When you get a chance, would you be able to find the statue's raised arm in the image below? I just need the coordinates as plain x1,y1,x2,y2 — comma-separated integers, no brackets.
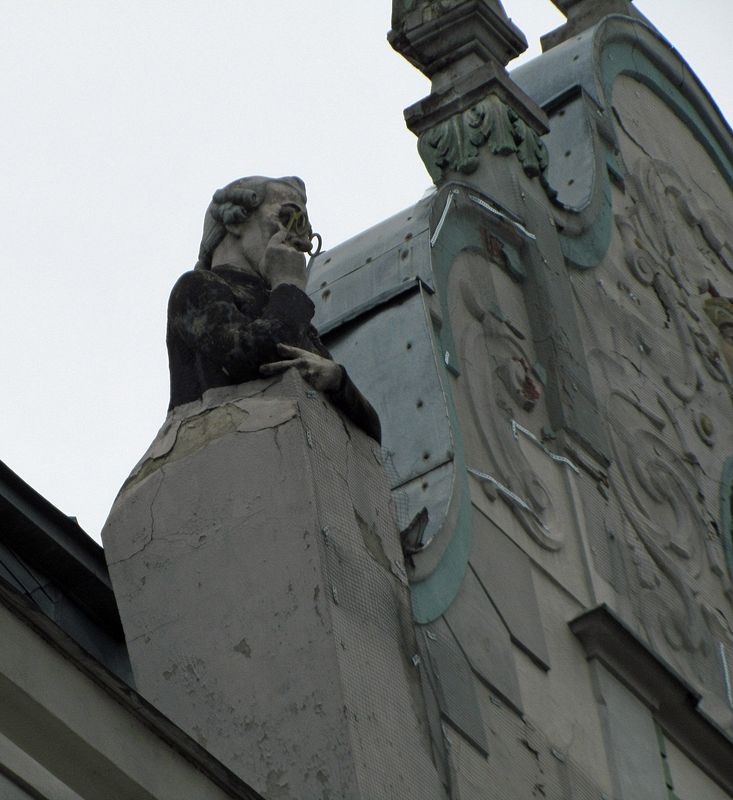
166,175,381,442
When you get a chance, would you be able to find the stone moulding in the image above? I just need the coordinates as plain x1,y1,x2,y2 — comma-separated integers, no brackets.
571,605,733,796
389,0,527,77
417,93,552,187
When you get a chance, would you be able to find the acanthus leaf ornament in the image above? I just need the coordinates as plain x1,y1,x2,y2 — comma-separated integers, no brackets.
418,94,552,190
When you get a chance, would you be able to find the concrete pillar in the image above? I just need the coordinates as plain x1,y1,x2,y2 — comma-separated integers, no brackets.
102,370,444,800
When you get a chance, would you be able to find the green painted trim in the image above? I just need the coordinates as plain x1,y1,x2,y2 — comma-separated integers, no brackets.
720,456,733,581
410,210,479,623
558,22,733,270
601,43,733,192
559,153,614,269
410,194,529,623
410,466,472,623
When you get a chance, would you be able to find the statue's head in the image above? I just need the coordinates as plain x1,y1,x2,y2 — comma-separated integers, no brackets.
195,176,310,271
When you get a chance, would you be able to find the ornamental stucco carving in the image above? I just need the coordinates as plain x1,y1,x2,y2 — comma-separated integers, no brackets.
418,95,551,187
447,247,563,551
579,155,733,703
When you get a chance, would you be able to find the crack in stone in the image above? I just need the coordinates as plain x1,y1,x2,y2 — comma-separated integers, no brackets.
108,468,165,566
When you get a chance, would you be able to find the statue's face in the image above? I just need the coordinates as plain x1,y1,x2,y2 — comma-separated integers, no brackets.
210,180,312,275
243,181,311,260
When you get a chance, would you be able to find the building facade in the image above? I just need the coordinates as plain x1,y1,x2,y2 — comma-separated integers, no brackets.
3,2,733,799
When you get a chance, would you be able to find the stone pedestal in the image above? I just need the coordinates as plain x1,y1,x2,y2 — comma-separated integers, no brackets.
102,370,443,800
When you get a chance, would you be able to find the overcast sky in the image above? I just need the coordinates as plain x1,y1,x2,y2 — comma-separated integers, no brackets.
2,1,731,542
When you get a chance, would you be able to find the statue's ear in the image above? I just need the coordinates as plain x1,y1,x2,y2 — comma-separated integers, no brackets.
224,222,243,238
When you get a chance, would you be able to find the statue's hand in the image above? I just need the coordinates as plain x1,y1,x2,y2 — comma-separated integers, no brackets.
260,229,307,290
260,344,343,392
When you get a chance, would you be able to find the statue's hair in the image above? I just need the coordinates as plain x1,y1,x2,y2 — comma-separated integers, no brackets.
195,175,307,270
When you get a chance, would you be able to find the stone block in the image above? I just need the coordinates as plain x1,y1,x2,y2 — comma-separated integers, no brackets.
103,370,444,800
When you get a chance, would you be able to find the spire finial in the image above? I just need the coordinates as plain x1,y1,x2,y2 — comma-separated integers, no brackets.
389,0,528,87
389,0,550,186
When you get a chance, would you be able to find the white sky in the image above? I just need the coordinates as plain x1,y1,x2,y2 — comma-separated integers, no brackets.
2,1,731,542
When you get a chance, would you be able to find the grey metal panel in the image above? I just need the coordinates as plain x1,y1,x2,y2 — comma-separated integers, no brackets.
421,618,488,757
392,461,454,549
511,29,600,109
307,198,434,333
325,290,454,487
309,196,432,287
542,96,596,209
470,508,550,669
444,568,523,713
310,231,434,334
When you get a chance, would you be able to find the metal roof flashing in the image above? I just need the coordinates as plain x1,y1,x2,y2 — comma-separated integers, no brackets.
306,195,435,335
0,460,123,638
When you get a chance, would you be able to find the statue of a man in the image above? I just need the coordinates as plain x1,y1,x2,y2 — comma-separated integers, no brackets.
166,176,381,441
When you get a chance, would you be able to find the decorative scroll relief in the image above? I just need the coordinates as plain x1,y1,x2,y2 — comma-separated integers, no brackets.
446,247,564,551
583,344,727,692
576,155,733,703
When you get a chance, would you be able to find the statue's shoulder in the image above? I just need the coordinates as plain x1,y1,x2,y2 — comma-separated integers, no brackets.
168,268,234,310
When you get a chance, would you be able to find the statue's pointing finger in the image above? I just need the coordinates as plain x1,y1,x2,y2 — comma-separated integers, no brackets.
260,344,344,393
